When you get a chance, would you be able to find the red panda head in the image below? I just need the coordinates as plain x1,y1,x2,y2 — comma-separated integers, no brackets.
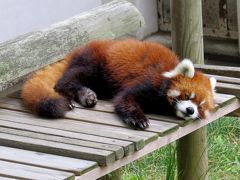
163,59,216,120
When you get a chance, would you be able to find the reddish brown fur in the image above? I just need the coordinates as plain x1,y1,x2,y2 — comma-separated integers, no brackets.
169,72,215,118
21,39,214,127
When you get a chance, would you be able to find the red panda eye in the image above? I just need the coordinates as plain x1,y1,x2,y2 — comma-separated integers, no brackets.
185,94,190,100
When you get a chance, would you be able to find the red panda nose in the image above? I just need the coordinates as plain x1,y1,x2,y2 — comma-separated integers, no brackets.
186,107,194,115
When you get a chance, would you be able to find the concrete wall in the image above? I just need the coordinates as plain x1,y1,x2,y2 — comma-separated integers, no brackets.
0,0,158,43
0,0,101,43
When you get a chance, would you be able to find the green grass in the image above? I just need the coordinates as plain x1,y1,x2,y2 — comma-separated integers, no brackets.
122,117,240,180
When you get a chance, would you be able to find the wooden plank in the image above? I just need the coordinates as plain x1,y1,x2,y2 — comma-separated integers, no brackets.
0,116,157,148
195,64,240,78
227,0,238,31
0,127,124,160
205,74,240,85
77,98,240,179
0,108,143,152
8,92,182,133
214,93,236,105
0,132,115,166
216,82,240,97
0,98,179,135
0,160,74,180
202,0,219,29
238,0,240,54
66,108,179,135
0,0,144,93
0,118,135,156
0,146,97,176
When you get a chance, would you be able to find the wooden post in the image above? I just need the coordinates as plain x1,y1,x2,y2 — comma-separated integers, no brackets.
171,0,208,180
237,0,240,54
98,169,122,180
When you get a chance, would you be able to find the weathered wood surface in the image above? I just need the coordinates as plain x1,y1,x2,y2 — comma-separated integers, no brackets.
0,146,97,176
78,98,240,179
0,0,144,93
205,74,240,85
238,0,240,53
159,0,239,40
0,160,75,180
171,0,210,179
195,64,240,78
0,93,239,179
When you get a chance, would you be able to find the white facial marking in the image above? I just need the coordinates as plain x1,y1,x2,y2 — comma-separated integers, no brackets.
190,92,195,99
162,59,195,78
175,100,199,120
200,99,206,106
210,77,217,94
167,89,181,97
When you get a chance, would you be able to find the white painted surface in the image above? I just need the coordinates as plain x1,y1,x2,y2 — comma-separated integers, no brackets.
0,0,101,43
0,0,158,43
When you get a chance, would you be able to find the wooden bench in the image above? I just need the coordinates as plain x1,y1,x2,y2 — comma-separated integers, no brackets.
0,1,239,179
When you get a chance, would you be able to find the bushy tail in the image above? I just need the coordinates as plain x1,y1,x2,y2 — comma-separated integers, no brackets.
21,58,71,118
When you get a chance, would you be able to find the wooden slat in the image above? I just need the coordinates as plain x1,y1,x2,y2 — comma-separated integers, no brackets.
0,116,158,149
0,132,115,166
7,92,186,126
0,160,74,180
194,64,240,78
216,82,240,97
67,108,179,135
214,93,236,105
0,127,124,160
238,0,240,54
78,98,240,179
0,116,135,156
0,146,97,176
205,74,240,85
0,98,179,135
227,0,238,31
8,92,190,126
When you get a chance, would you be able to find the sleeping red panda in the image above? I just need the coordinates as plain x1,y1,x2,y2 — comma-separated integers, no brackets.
21,39,216,129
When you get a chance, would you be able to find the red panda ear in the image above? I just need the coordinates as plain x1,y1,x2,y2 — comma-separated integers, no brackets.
209,77,217,94
162,59,195,78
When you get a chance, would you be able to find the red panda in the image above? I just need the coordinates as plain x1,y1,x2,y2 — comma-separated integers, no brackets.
21,39,216,129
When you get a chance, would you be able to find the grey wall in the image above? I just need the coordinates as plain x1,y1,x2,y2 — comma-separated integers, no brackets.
0,0,101,43
0,0,159,43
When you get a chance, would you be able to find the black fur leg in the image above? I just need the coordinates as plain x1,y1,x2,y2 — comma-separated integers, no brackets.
76,87,98,107
113,88,150,130
55,50,100,101
122,115,150,130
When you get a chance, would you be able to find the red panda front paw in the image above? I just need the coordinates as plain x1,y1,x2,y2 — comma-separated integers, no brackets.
123,117,149,130
77,87,98,107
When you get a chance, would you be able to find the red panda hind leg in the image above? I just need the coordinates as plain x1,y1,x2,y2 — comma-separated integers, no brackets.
54,51,99,108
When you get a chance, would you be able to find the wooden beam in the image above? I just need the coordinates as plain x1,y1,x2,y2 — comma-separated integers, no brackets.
194,64,240,78
238,0,240,54
170,0,209,179
0,0,144,93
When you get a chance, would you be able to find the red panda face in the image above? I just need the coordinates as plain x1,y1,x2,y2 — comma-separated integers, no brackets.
163,59,216,120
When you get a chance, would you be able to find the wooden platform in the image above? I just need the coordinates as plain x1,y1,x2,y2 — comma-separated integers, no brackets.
0,92,239,179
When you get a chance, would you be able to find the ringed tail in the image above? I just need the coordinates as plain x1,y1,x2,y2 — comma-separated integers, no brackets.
21,52,76,118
